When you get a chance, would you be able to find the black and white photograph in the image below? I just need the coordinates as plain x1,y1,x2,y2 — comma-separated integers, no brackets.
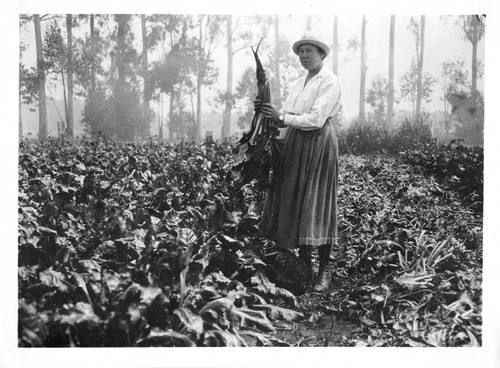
2,0,499,367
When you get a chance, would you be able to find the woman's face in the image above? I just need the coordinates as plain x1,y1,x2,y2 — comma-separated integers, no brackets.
298,44,324,72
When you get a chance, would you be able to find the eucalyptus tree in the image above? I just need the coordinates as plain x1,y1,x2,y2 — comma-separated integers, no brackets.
75,15,111,136
146,15,196,140
332,15,338,75
407,16,426,116
65,15,74,139
366,75,388,123
415,16,426,116
36,14,82,139
306,15,312,31
194,15,224,141
387,15,395,128
33,14,48,139
141,15,151,136
399,60,436,115
359,15,367,124
455,15,485,99
108,14,150,140
220,15,273,138
440,58,470,137
19,15,39,137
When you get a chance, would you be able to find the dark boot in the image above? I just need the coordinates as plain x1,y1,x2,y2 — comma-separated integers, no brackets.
298,245,313,283
313,244,332,292
313,268,331,292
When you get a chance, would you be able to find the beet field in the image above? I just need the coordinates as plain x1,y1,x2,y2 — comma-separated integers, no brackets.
18,136,483,348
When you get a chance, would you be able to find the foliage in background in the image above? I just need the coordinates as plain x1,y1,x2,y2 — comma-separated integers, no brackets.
399,60,436,114
337,115,433,155
366,75,389,123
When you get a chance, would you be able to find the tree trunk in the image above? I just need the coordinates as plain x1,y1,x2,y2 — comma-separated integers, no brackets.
158,97,163,141
196,20,203,142
415,15,425,116
471,17,478,98
359,15,367,124
116,16,126,85
169,91,175,140
387,15,395,128
274,15,282,109
34,14,48,140
87,15,96,134
222,15,233,138
19,100,23,138
141,14,150,138
90,15,96,101
61,69,68,134
306,16,312,31
332,15,338,75
443,74,447,137
66,14,74,140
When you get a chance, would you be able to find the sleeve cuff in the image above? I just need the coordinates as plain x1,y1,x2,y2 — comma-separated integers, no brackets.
283,114,295,127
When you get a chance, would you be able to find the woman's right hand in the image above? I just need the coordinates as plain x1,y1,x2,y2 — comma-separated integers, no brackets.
253,98,262,111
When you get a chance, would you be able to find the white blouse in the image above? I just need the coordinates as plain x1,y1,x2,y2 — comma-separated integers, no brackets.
280,66,341,131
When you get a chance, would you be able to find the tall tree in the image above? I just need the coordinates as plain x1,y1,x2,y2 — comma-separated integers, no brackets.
34,14,48,140
456,15,485,99
141,15,151,137
43,17,79,138
366,75,388,122
332,15,338,75
78,15,111,136
218,15,268,138
399,59,436,113
90,15,96,105
222,15,233,138
387,15,395,128
274,15,282,109
359,15,367,124
441,58,470,137
194,15,222,141
196,17,204,141
65,14,74,140
85,14,98,135
415,15,426,115
147,15,195,140
19,15,37,137
108,14,148,140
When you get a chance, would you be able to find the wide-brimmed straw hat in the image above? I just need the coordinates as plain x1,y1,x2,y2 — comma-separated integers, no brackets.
292,33,330,57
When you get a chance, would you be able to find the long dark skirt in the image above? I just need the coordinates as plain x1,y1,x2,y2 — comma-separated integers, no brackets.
260,119,339,249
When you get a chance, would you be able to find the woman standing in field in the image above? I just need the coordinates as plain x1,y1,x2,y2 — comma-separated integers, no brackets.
256,33,341,292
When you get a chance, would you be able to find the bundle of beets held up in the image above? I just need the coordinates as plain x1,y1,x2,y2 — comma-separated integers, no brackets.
231,40,283,190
